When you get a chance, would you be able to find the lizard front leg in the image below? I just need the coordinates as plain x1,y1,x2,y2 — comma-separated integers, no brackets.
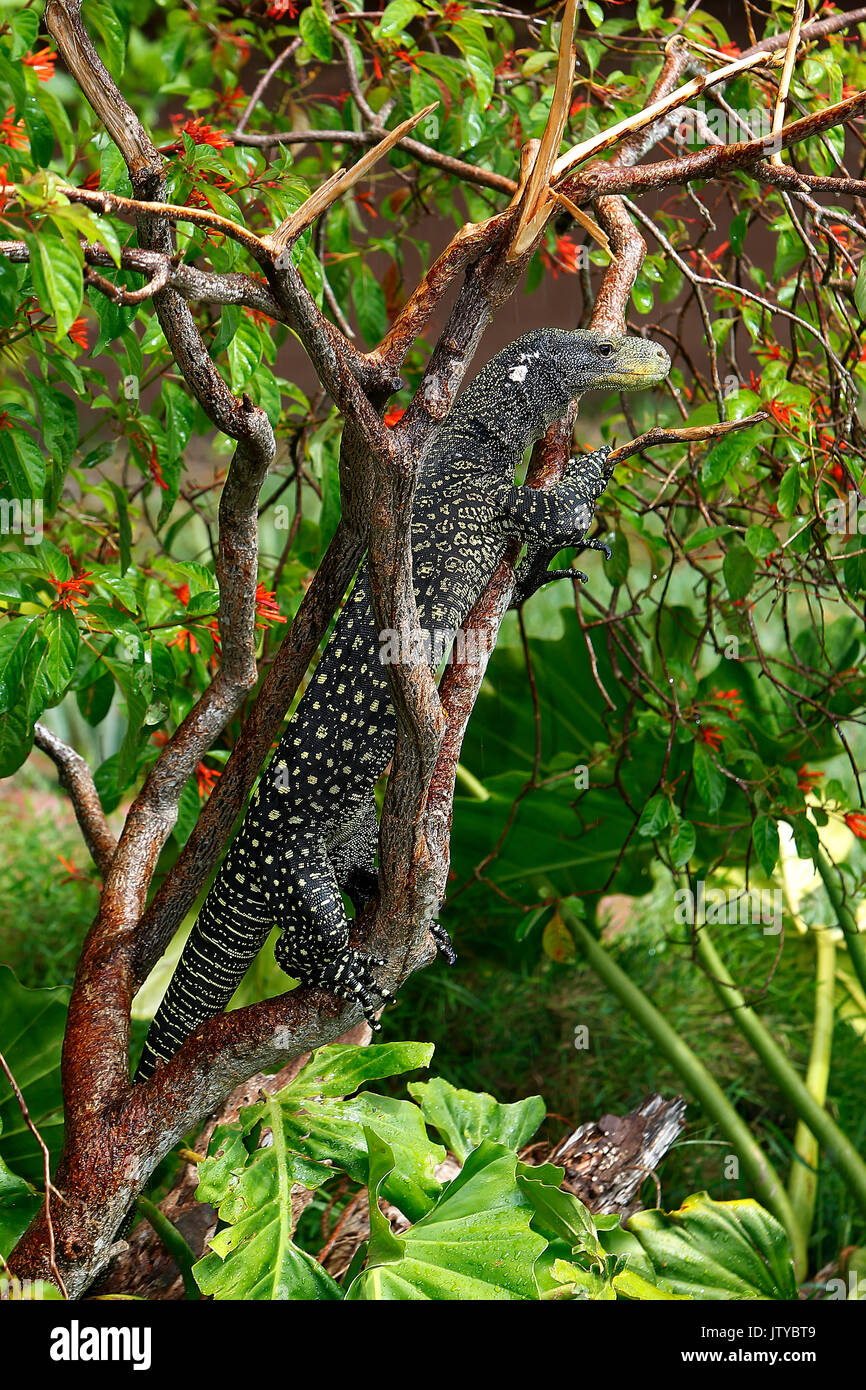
483,446,614,602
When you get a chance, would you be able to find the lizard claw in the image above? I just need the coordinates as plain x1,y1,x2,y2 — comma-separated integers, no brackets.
429,920,457,965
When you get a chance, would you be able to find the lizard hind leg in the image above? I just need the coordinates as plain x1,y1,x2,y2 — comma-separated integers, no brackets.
271,826,392,1029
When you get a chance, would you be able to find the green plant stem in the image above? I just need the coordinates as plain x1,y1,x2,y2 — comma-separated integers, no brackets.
816,847,866,1000
136,1197,200,1300
694,924,866,1223
787,924,836,1241
558,900,807,1279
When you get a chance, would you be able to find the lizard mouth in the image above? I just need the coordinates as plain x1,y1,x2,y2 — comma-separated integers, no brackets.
615,346,671,385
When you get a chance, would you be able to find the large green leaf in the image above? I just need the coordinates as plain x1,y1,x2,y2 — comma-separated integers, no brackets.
193,1108,342,1301
0,1140,40,1258
408,1077,545,1162
194,1042,441,1298
347,1135,547,1300
629,1192,797,1300
0,967,68,1184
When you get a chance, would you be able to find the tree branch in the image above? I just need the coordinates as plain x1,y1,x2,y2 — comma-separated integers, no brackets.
32,724,116,878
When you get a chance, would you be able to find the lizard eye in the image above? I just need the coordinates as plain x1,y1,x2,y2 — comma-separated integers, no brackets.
598,342,613,357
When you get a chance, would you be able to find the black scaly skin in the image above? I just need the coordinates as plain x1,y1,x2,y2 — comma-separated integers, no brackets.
136,328,670,1079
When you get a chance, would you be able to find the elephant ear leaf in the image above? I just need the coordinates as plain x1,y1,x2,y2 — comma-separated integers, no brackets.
408,1076,545,1161
628,1192,797,1300
347,1135,548,1301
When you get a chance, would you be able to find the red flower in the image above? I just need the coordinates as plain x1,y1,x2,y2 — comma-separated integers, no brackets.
541,235,582,278
0,411,13,431
709,687,744,716
768,399,800,428
0,107,28,150
67,316,89,350
699,724,725,751
255,582,287,627
58,854,90,884
148,443,168,490
171,117,232,150
797,767,823,792
844,811,866,839
718,41,741,57
267,0,298,14
172,582,191,605
207,617,221,652
569,96,589,116
442,1,465,18
22,47,57,82
195,762,222,797
393,48,419,72
47,570,94,611
384,406,405,427
353,188,378,219
168,628,199,654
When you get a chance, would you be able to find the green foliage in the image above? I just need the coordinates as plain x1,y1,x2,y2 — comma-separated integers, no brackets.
0,966,67,1185
191,1043,797,1301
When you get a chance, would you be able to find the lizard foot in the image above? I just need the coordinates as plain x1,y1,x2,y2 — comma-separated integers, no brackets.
297,948,393,1030
429,920,457,965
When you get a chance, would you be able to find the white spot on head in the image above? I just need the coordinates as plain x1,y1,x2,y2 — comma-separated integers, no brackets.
509,365,528,384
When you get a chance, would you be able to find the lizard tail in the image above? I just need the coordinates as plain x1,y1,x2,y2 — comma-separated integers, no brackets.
134,873,274,1081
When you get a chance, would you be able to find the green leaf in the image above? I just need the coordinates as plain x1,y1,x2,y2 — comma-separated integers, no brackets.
751,815,779,878
351,265,387,348
193,1100,342,1302
451,19,495,111
702,427,759,486
0,617,36,715
636,794,671,838
42,607,79,699
300,0,333,61
376,0,424,36
744,524,776,559
347,1138,547,1300
723,543,756,600
226,314,262,391
629,1192,797,1300
288,1041,434,1100
0,429,46,502
692,740,726,814
0,968,68,1184
854,257,866,319
669,819,696,868
777,466,800,520
604,529,630,587
0,1144,40,1260
26,234,84,339
408,1077,545,1163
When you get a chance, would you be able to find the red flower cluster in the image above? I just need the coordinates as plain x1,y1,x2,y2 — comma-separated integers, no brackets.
0,107,27,149
68,317,89,350
22,47,57,82
698,724,725,751
170,116,232,151
255,582,286,627
844,811,866,839
268,0,299,15
541,235,582,278
796,768,823,793
195,762,222,797
47,571,94,611
384,406,405,427
709,687,744,716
